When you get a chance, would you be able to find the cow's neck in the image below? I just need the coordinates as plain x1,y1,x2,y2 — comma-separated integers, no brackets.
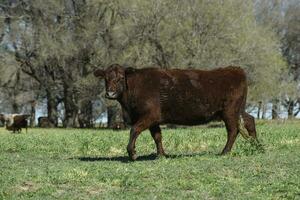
118,90,130,110
117,72,136,114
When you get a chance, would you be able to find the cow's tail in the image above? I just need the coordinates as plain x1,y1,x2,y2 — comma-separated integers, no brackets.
238,115,251,139
238,79,251,140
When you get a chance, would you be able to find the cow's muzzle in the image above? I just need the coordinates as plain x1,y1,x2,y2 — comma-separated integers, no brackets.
105,92,118,99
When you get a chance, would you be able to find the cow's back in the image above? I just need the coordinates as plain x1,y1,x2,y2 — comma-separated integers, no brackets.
158,67,247,124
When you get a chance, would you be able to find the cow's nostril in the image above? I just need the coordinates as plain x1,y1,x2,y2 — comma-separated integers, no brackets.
106,91,117,98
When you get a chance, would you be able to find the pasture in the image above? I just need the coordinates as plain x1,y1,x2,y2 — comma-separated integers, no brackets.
0,121,299,199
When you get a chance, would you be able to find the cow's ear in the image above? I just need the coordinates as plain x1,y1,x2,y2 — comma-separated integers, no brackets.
94,69,105,78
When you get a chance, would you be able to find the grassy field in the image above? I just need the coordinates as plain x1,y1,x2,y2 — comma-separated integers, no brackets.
0,121,299,199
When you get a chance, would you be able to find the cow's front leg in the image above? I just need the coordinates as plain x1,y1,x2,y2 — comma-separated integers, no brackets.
127,128,139,161
149,125,166,157
127,120,150,161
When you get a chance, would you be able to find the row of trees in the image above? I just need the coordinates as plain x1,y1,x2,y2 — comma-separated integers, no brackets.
255,0,300,119
0,0,299,128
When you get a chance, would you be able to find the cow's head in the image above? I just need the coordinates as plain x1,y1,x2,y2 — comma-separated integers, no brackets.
0,114,14,126
94,64,126,99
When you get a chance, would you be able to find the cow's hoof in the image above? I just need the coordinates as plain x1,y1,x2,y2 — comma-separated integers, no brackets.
157,152,167,158
156,154,167,160
129,154,138,161
219,151,228,156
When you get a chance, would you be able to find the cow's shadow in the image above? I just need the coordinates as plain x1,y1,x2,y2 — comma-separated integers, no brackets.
75,152,211,163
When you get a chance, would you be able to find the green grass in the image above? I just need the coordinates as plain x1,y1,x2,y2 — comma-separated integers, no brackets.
0,121,299,199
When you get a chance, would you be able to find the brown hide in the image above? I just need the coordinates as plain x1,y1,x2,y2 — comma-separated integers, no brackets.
121,67,247,125
94,64,257,160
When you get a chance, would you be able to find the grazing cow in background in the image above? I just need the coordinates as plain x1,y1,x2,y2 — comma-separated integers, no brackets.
0,114,30,133
38,116,55,128
94,64,258,160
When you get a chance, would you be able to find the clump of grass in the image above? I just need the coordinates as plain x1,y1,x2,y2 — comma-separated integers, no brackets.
79,139,91,155
233,138,265,156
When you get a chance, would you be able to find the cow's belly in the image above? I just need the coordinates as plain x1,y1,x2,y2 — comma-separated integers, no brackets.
158,74,225,125
160,102,222,125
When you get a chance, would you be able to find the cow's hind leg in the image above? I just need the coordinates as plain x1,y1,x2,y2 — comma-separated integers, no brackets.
149,125,166,157
241,112,264,152
241,112,257,140
127,119,152,161
221,110,240,155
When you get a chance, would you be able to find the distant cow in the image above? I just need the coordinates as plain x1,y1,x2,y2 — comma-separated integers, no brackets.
94,64,258,160
0,114,30,133
38,117,55,128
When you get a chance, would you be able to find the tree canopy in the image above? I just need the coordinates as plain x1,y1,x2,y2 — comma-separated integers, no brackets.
0,0,298,126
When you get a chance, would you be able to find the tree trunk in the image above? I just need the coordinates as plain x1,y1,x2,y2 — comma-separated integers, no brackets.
30,100,36,127
107,103,124,129
257,101,262,119
63,100,78,128
46,90,58,127
261,103,267,119
63,85,78,128
287,100,295,119
272,99,279,119
12,100,19,113
294,101,300,117
78,100,93,128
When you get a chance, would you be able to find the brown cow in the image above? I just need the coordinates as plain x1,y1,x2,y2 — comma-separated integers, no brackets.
94,64,257,160
38,116,55,128
0,114,30,133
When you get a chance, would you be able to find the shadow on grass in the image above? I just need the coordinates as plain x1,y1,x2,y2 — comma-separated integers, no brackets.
74,152,210,163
